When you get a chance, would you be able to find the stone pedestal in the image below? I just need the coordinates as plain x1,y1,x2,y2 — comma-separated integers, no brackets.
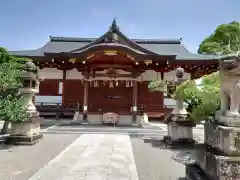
6,120,43,145
164,114,195,146
72,111,83,124
186,120,240,180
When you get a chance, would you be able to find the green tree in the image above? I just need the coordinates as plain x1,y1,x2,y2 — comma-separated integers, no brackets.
198,21,240,55
0,48,28,134
175,72,220,122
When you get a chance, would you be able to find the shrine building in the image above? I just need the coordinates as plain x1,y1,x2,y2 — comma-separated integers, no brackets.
10,19,219,124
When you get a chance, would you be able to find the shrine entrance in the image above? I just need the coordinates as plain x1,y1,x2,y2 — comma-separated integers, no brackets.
88,81,133,113
78,47,142,124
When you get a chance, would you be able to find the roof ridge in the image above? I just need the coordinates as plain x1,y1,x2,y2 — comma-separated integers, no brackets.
50,36,181,44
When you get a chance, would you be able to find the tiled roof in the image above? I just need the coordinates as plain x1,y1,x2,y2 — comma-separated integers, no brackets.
10,19,218,61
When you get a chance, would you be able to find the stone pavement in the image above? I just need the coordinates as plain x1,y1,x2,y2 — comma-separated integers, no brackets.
0,133,80,180
28,134,138,180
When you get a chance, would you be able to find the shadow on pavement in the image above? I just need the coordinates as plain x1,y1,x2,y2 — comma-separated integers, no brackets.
40,124,55,129
142,138,195,150
58,122,141,128
0,144,12,150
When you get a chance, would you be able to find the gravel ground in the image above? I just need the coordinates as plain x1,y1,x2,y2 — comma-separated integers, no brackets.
131,138,186,180
0,133,80,180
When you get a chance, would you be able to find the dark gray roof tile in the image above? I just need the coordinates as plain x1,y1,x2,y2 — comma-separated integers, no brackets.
9,19,219,60
9,38,219,60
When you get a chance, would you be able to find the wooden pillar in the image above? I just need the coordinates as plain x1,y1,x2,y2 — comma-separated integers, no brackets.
83,65,89,122
132,80,138,123
61,69,66,105
161,72,164,80
83,80,88,122
63,69,67,80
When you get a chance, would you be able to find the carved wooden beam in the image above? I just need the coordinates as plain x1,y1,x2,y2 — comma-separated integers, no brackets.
85,73,133,78
89,64,133,69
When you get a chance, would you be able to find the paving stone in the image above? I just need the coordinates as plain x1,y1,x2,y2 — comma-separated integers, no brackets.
131,138,186,180
28,134,138,180
61,174,85,180
85,173,107,180
107,174,130,180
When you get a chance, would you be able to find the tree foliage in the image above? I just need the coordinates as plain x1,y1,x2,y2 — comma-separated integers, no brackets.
175,72,220,122
0,48,28,125
148,80,166,93
198,21,240,55
148,72,221,122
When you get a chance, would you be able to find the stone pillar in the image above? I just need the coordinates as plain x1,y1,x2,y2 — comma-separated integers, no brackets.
164,67,195,146
6,62,43,145
186,55,240,180
132,80,138,124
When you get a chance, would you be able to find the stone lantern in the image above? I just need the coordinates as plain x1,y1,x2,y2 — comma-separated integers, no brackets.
164,67,195,146
6,61,43,145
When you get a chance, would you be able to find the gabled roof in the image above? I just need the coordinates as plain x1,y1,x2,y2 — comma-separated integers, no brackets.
10,19,219,61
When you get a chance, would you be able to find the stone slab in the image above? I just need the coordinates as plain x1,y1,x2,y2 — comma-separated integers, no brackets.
217,115,240,127
28,134,138,180
192,150,240,180
205,122,240,156
166,122,194,142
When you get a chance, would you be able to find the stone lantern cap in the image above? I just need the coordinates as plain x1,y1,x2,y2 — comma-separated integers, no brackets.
25,61,36,70
176,67,184,78
174,67,186,85
20,61,39,80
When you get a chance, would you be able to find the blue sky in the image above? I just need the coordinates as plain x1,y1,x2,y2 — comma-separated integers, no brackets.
0,0,239,53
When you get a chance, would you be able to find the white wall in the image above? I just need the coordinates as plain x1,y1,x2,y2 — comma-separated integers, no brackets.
39,68,63,79
66,69,84,79
138,70,161,81
40,68,192,82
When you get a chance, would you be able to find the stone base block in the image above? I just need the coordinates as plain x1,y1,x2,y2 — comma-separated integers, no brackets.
72,112,83,124
11,121,40,136
166,121,195,146
205,121,240,156
163,135,195,147
186,164,210,180
217,115,240,127
195,150,240,180
5,133,43,145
